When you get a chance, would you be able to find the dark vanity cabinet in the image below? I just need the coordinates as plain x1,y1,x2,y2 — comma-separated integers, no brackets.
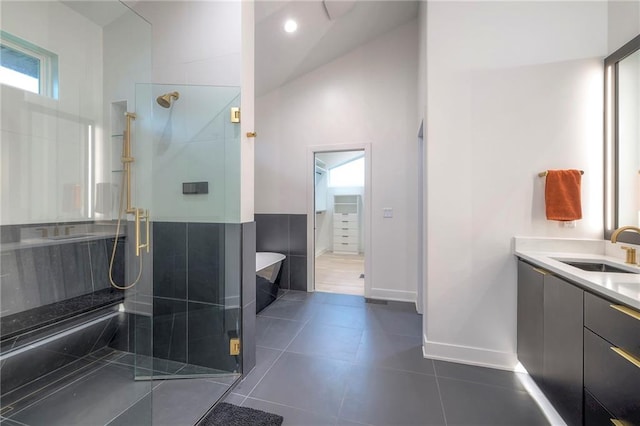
517,261,544,383
542,274,584,426
517,259,640,426
517,260,583,426
584,292,640,425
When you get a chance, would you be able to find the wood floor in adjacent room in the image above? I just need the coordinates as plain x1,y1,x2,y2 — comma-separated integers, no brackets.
314,252,364,296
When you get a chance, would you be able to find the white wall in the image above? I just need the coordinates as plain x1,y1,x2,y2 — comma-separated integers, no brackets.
0,1,104,225
424,1,607,369
130,0,253,223
417,1,427,127
607,1,640,54
102,9,152,219
131,1,241,87
241,0,255,223
255,19,419,302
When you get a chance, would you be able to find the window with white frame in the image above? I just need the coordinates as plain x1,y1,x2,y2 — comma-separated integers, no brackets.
0,31,58,98
328,156,365,187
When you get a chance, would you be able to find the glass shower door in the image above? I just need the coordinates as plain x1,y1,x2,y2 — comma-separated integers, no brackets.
132,83,243,388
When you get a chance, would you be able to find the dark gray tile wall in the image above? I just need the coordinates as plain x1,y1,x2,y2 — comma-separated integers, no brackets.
0,238,125,318
242,221,256,375
151,222,244,373
0,225,20,244
255,214,307,291
153,298,187,363
188,224,225,305
153,222,187,300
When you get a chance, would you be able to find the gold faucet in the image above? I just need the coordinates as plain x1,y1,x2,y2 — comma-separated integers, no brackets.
611,226,640,243
611,226,640,264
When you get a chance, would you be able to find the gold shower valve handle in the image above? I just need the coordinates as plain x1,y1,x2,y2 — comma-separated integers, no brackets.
135,208,151,257
145,209,150,254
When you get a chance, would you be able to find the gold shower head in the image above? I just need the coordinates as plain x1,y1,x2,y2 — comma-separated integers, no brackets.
156,91,180,108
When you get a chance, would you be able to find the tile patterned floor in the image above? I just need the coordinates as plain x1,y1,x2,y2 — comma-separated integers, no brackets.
1,348,239,426
223,290,550,426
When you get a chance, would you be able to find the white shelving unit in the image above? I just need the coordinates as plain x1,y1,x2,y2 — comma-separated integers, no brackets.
333,194,359,254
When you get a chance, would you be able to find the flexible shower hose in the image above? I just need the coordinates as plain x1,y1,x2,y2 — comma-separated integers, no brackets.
108,170,143,290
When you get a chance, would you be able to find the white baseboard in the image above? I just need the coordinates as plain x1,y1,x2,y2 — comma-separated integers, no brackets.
422,336,518,371
367,288,416,304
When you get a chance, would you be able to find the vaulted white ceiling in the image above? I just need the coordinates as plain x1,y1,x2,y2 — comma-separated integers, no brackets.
63,0,418,96
255,0,419,96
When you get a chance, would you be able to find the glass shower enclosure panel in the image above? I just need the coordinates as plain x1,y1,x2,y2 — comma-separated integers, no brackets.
0,1,154,425
133,83,242,386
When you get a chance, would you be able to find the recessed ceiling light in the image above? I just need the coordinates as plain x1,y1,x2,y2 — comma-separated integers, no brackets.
284,19,298,33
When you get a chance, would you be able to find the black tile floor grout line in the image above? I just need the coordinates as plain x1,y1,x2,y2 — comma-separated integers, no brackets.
245,299,429,423
335,321,366,424
230,292,549,425
1,416,29,426
1,357,89,406
231,306,316,408
103,391,152,426
254,314,306,323
2,349,127,412
238,309,313,403
433,372,449,426
239,395,341,424
5,352,117,419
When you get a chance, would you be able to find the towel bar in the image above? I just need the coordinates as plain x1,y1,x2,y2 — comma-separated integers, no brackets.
538,170,584,177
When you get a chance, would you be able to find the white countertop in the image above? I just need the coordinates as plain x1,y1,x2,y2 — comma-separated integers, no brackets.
514,237,640,310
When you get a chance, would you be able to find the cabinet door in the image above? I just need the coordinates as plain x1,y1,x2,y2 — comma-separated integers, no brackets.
584,328,640,424
584,389,616,426
543,275,584,426
517,261,544,384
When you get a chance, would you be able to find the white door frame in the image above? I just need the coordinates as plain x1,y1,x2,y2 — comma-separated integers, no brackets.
306,143,372,297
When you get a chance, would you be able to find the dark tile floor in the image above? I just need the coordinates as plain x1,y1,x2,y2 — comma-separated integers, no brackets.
1,348,239,426
222,290,551,426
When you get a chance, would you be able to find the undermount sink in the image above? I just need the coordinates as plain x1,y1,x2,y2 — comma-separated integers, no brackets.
555,259,639,274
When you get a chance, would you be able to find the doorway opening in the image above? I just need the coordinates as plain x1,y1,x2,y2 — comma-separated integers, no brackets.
313,150,366,296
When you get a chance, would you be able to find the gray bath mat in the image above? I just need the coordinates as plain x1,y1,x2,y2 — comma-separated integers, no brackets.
200,402,283,426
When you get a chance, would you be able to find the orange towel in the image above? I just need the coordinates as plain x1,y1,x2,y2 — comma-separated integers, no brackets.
544,170,582,221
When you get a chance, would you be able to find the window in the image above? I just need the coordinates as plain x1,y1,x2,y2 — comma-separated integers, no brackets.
0,31,58,98
329,156,365,187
